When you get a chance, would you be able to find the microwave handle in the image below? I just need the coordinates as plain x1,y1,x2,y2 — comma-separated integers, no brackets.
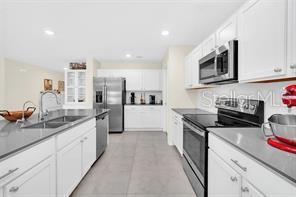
214,55,218,76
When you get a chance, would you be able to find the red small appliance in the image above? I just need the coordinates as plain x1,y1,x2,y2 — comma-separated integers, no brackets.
262,84,296,154
282,84,296,108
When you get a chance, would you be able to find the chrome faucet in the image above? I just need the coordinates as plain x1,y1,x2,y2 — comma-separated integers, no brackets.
16,100,36,125
39,91,60,121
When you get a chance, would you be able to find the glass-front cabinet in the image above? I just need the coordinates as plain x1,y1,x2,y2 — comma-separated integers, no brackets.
65,70,86,104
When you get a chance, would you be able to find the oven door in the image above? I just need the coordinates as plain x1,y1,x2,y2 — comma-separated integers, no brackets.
183,119,206,194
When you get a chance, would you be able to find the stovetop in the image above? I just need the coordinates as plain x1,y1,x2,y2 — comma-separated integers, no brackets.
183,114,259,130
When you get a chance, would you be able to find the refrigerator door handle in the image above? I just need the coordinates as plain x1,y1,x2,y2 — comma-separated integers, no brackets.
104,85,107,109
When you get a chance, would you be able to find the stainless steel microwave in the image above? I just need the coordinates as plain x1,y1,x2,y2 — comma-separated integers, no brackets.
199,40,238,84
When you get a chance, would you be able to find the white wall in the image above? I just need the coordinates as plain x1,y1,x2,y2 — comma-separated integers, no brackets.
194,82,296,121
166,46,197,109
163,46,197,144
2,58,64,110
85,58,101,108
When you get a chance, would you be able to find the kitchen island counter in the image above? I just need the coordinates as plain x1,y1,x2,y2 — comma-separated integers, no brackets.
0,109,109,161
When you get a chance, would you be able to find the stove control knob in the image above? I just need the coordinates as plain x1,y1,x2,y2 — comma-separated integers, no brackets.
250,105,256,110
244,104,249,109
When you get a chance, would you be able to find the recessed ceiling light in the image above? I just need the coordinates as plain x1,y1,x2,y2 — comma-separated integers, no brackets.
161,30,170,36
44,29,55,36
125,54,132,58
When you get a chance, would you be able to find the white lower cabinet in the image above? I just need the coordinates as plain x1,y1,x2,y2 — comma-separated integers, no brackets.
57,126,96,197
2,157,55,197
57,139,83,197
171,111,183,155
82,128,96,176
0,119,97,197
208,133,296,197
124,106,162,131
241,179,265,197
208,149,242,197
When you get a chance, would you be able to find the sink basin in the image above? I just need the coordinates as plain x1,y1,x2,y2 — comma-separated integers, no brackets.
21,116,86,129
22,122,68,129
48,116,86,123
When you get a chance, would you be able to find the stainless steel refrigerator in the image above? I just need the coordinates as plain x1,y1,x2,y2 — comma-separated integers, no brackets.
93,77,126,133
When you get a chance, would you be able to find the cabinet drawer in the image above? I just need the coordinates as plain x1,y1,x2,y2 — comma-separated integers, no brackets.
0,138,55,185
209,133,296,195
56,118,95,150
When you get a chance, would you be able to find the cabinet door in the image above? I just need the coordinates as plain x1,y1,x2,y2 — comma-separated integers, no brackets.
142,107,162,129
216,15,238,46
3,157,55,197
191,46,202,86
97,69,111,77
176,118,183,155
57,139,82,197
142,70,161,91
208,149,242,197
77,71,86,103
124,107,142,129
184,56,192,88
82,128,96,176
241,180,265,197
202,34,216,56
287,0,296,76
124,70,142,91
239,0,287,81
171,115,178,145
66,71,76,103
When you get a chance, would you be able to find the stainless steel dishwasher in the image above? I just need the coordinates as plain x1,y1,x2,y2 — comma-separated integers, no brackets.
96,112,108,159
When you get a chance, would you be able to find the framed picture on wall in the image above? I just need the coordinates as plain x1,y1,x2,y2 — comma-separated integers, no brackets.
44,79,53,91
58,81,65,92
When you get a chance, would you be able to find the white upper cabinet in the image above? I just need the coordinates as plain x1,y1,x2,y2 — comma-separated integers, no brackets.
287,0,296,76
184,46,203,89
123,70,142,91
191,46,203,86
96,69,162,91
184,56,193,88
202,34,216,56
208,149,242,197
216,15,238,46
238,0,287,81
142,70,161,91
65,70,87,104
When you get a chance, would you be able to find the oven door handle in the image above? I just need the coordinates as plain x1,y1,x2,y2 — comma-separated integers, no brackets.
183,120,205,137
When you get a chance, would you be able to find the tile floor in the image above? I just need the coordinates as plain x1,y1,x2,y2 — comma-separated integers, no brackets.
71,131,196,197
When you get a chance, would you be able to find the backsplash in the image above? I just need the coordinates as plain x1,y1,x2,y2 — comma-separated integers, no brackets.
195,81,296,121
126,91,162,104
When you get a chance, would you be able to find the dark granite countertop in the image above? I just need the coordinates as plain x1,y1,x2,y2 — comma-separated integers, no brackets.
172,108,214,116
0,109,109,161
208,127,296,185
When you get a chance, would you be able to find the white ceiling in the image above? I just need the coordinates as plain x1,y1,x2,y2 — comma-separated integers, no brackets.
1,0,246,71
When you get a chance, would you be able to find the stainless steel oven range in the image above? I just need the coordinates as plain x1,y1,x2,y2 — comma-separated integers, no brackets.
182,97,264,197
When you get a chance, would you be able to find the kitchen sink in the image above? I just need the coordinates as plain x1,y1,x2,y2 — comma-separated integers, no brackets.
22,122,68,129
48,115,86,123
22,116,86,129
